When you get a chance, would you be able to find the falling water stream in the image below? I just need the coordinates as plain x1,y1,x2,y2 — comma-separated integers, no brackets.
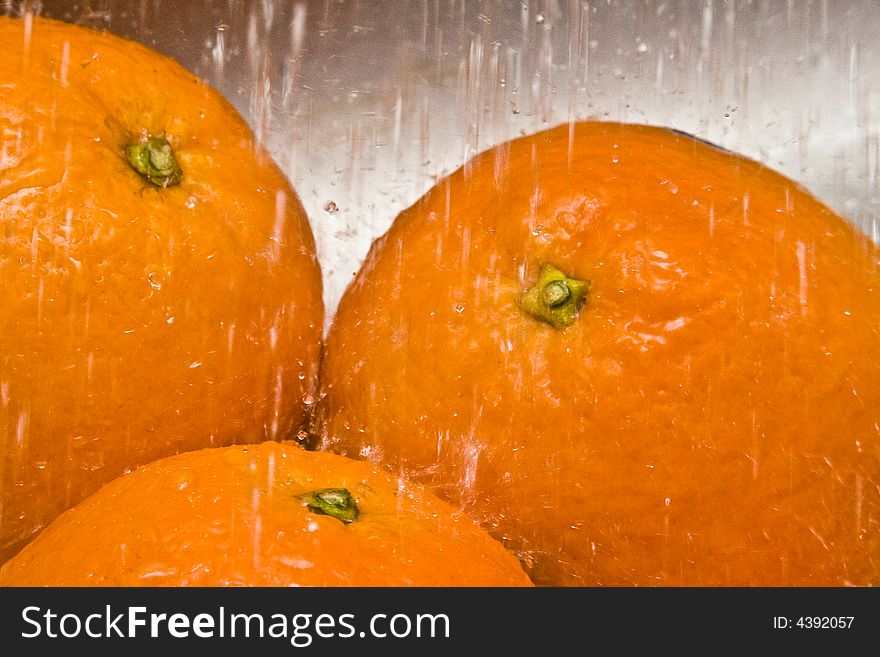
2,0,879,588
14,0,879,322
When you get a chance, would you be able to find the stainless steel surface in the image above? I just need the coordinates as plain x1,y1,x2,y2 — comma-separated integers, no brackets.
10,0,880,323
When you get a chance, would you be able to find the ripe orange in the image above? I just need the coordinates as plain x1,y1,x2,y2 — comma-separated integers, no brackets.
0,17,323,562
312,121,880,586
0,440,533,586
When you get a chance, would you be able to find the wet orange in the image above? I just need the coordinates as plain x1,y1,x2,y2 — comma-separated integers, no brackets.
312,122,880,586
0,17,323,562
0,440,533,586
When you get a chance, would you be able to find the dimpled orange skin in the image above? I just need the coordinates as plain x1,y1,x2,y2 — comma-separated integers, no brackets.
312,121,880,586
0,441,533,586
0,17,323,562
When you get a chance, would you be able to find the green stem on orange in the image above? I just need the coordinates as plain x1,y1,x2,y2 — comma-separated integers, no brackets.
298,488,359,524
518,264,590,330
125,136,182,187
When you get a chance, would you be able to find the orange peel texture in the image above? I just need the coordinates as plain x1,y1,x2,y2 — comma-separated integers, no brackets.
0,441,533,587
0,17,323,562
312,121,880,586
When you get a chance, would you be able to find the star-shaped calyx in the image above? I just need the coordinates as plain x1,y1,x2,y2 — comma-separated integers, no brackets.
518,263,590,330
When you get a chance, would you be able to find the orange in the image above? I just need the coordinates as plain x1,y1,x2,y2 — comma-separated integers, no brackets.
0,440,533,586
311,121,880,586
0,17,323,562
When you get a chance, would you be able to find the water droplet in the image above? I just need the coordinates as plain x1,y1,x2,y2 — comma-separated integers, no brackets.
454,303,466,314
323,200,339,213
637,42,648,53
535,14,545,25
185,196,197,209
212,23,227,74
